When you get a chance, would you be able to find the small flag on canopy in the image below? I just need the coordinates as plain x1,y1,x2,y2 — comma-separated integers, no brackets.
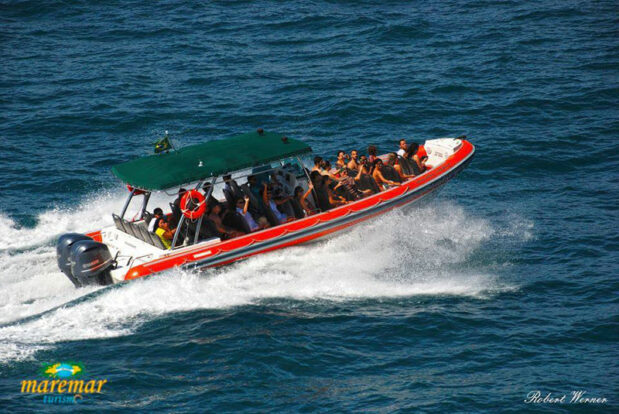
154,131,173,154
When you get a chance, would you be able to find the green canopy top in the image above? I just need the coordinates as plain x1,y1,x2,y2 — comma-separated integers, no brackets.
111,130,312,191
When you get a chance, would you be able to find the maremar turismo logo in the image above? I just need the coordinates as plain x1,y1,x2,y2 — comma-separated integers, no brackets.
20,362,108,404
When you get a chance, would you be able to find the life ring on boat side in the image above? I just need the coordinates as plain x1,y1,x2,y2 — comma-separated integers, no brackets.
180,190,206,220
127,185,146,195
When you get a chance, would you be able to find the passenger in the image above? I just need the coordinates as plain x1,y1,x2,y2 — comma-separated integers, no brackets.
310,170,332,212
324,176,348,206
208,203,245,239
236,196,269,232
387,153,413,182
347,150,360,172
262,183,294,225
335,150,348,169
403,143,425,174
171,188,187,226
416,143,429,170
240,175,264,216
202,182,222,211
368,145,378,163
246,175,263,201
396,139,408,157
186,217,218,242
155,218,176,250
337,168,370,201
222,174,244,208
355,158,380,194
293,185,316,217
320,160,340,181
148,207,164,233
372,159,401,191
311,156,323,173
380,153,403,183
269,171,287,196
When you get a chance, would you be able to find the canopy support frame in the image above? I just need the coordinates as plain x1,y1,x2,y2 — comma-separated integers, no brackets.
120,188,136,219
194,176,217,245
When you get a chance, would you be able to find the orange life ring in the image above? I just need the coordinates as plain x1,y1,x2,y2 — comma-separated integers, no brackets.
180,190,206,220
127,185,146,195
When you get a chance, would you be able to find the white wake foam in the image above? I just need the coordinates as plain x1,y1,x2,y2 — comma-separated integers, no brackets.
0,190,519,364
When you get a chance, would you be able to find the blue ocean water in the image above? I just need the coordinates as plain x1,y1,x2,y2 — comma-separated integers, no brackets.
1,0,617,412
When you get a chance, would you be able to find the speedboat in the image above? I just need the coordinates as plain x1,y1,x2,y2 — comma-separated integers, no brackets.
56,130,474,287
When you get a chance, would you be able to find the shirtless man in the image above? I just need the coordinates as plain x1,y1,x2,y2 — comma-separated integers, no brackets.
311,156,323,173
372,159,401,191
347,150,359,171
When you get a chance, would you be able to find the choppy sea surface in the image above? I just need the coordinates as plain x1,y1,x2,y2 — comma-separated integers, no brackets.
1,0,617,412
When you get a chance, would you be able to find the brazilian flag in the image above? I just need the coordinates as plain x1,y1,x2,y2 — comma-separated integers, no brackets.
154,132,173,154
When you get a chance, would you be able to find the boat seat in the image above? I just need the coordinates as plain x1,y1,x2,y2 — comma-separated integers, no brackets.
124,220,140,239
149,231,167,250
136,222,155,246
142,211,153,225
112,214,126,233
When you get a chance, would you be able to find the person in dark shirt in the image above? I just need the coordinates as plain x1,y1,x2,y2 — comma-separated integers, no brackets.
310,170,332,212
171,188,187,226
222,174,243,208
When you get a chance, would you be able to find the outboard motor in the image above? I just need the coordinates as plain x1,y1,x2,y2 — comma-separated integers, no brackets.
57,233,93,287
69,240,115,287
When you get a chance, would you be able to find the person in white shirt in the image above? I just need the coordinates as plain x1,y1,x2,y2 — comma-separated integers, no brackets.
236,197,268,232
396,139,408,157
148,208,164,233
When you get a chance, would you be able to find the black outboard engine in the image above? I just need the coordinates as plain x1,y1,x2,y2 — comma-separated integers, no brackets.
57,233,93,287
69,240,115,287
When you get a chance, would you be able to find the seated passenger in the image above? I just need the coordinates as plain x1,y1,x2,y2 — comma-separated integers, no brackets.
222,174,244,207
335,150,348,169
310,170,332,212
171,188,187,226
269,171,288,196
293,185,316,217
324,176,348,206
368,145,378,163
381,154,403,183
355,157,380,194
416,143,429,170
372,159,401,191
186,216,219,242
208,204,245,239
155,218,176,249
236,196,269,232
403,143,425,174
311,156,323,173
336,168,370,201
148,207,164,233
387,153,413,182
396,139,408,157
202,182,222,211
262,183,294,225
320,160,340,180
240,175,264,217
246,175,263,200
347,150,360,172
